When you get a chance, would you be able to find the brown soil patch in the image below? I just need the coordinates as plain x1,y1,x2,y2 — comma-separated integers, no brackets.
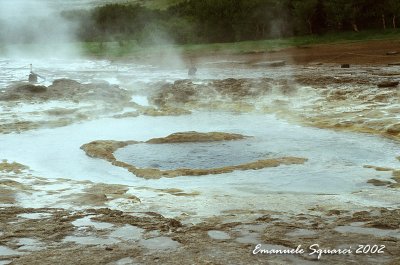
286,40,400,65
186,39,400,66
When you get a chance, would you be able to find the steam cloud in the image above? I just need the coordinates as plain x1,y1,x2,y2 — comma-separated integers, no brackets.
0,0,79,58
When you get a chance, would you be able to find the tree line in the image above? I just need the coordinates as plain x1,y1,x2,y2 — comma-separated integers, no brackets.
63,0,400,45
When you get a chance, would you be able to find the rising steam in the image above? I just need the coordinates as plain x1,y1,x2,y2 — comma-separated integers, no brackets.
0,0,80,58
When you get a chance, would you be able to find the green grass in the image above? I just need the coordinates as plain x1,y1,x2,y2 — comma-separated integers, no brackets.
28,29,400,59
178,29,400,55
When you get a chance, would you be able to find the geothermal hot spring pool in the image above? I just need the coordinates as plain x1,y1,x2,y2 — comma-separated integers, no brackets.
114,139,273,170
0,58,399,219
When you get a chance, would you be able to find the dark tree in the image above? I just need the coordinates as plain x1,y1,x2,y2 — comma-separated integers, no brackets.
311,0,328,34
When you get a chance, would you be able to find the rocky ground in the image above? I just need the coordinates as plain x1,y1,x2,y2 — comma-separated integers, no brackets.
146,65,400,142
1,40,400,264
0,160,399,265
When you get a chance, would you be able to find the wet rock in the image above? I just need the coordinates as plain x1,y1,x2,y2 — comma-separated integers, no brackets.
0,188,16,204
367,179,393,186
112,111,140,119
87,208,123,216
20,84,47,93
80,140,137,161
253,60,286,67
295,75,370,86
156,188,200,197
327,210,342,216
0,160,29,174
341,64,350,68
386,51,399,55
0,78,131,104
146,131,246,144
327,89,352,101
256,215,277,222
140,107,191,116
392,171,400,186
45,108,79,116
89,209,182,231
212,78,272,99
0,179,32,191
50,78,81,88
149,78,274,108
351,211,371,222
363,165,393,171
0,83,47,100
385,123,400,135
365,209,400,229
151,80,197,107
68,193,109,206
84,183,129,196
377,81,399,88
0,207,76,242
